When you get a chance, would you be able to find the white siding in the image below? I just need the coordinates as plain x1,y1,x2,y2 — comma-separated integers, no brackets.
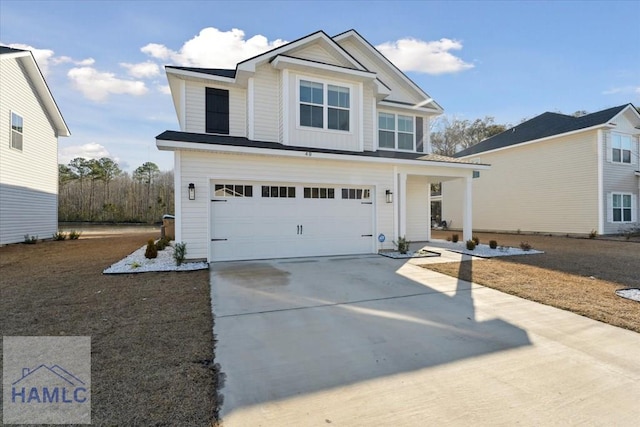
362,85,374,151
289,43,353,67
184,81,246,137
178,151,397,259
443,132,600,234
252,64,280,142
406,175,430,240
0,57,58,244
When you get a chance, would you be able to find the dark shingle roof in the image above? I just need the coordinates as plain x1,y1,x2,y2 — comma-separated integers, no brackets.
166,66,236,78
0,46,27,55
454,104,633,157
156,130,484,165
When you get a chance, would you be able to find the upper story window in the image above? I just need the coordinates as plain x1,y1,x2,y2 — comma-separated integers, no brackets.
206,88,229,135
378,112,414,151
611,133,632,164
11,112,23,151
299,80,350,131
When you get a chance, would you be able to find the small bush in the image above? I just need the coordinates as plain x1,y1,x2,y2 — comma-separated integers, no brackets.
489,240,498,249
393,235,410,254
23,234,38,244
130,261,141,269
446,236,452,242
145,239,158,259
155,237,171,251
68,230,82,240
466,239,476,250
451,233,459,243
174,242,187,266
520,241,532,251
588,229,597,239
53,231,67,241
472,236,480,245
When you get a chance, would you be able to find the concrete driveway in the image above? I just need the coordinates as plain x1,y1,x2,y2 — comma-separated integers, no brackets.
210,255,640,426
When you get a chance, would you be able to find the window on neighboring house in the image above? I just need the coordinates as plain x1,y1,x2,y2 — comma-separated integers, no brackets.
299,80,350,131
612,193,632,222
611,133,632,164
378,112,414,151
206,88,230,134
11,112,23,151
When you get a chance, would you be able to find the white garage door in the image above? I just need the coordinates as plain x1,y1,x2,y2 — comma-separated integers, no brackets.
210,182,374,261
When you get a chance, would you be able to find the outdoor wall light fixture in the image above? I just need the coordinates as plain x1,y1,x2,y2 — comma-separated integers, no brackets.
188,183,195,200
385,189,393,204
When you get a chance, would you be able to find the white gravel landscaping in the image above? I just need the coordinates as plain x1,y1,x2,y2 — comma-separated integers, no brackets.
103,242,209,274
419,239,544,258
615,289,640,302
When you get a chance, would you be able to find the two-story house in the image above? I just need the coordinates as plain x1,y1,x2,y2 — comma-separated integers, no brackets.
442,104,640,235
0,46,70,245
156,30,488,262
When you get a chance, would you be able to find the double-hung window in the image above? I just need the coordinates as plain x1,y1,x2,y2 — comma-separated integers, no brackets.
11,112,23,151
611,133,632,164
299,80,350,131
378,112,414,150
612,193,632,222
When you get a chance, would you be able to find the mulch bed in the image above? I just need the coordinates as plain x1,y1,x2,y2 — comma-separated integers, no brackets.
0,233,219,425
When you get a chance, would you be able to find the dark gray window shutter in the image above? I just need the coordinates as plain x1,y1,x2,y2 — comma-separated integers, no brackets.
416,117,424,152
206,88,230,134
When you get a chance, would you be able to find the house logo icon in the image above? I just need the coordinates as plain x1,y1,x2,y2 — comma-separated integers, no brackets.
11,364,89,404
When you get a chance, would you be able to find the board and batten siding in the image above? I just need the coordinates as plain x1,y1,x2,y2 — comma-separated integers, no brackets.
602,127,640,234
184,81,246,137
443,131,600,234
0,57,58,244
178,151,397,259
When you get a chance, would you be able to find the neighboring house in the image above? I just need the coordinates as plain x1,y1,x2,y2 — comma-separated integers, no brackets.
442,104,640,235
0,46,70,245
156,29,487,262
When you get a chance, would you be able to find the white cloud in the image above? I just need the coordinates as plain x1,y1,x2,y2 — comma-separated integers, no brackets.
59,142,115,164
376,37,474,75
120,61,160,78
53,56,95,66
141,27,287,68
157,84,171,95
67,67,148,102
6,43,55,75
602,86,640,96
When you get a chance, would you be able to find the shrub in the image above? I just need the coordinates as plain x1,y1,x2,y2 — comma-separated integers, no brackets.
472,236,480,245
145,239,158,259
68,230,82,240
466,239,476,250
53,231,67,241
451,233,459,243
589,229,597,239
174,242,187,266
393,236,410,254
23,234,38,244
489,240,498,249
520,241,532,251
155,237,171,251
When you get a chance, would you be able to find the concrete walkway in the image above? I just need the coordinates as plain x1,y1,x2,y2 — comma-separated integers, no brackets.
210,255,640,426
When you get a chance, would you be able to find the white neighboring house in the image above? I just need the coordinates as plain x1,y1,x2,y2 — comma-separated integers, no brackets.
443,104,640,235
156,29,488,262
0,46,70,244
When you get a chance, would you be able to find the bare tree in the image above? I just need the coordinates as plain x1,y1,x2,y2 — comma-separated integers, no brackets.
431,116,507,156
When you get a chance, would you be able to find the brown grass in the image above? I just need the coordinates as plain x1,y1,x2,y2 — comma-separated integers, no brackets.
0,233,218,425
425,231,640,333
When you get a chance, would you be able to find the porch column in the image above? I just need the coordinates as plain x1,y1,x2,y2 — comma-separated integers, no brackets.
426,180,432,241
399,172,407,238
462,176,472,241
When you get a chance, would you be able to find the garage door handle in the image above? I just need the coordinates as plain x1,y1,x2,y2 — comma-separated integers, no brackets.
211,238,228,241
300,225,303,234
361,201,373,205
361,234,373,237
211,199,228,202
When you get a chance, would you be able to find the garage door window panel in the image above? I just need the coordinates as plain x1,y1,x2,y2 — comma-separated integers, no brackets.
304,187,335,199
262,186,296,198
215,184,253,197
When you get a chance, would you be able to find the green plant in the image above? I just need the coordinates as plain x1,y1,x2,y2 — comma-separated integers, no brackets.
472,236,480,245
155,236,171,251
68,230,82,240
589,229,597,239
130,261,142,268
520,241,532,251
393,236,410,254
145,239,158,259
446,236,452,242
23,234,38,244
516,229,521,235
53,231,67,241
489,240,498,249
466,239,476,250
451,233,459,243
174,242,187,266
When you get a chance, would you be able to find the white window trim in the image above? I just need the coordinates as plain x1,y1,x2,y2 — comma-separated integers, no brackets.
10,110,24,152
609,191,637,223
295,76,353,135
610,132,633,165
377,111,416,152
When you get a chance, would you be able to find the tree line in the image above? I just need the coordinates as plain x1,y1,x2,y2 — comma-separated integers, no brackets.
58,158,174,224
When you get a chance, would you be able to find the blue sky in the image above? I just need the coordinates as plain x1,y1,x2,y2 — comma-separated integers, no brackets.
2,0,638,171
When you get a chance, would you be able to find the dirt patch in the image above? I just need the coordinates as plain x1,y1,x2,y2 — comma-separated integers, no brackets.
0,233,219,425
425,231,640,333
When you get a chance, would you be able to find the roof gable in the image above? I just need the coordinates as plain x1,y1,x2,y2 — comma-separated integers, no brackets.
454,104,634,157
1,46,70,137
